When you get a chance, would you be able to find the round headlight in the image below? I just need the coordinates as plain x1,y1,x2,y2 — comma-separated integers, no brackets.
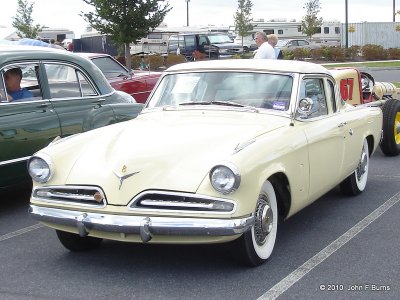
210,164,241,195
28,156,52,183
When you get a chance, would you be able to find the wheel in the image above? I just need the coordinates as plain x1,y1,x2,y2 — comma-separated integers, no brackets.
234,180,278,267
56,230,103,251
340,139,369,196
380,98,400,156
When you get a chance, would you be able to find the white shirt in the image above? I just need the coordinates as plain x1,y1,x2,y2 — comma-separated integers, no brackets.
253,42,276,59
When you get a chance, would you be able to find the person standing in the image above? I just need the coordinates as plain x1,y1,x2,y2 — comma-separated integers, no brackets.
253,31,275,59
267,34,283,59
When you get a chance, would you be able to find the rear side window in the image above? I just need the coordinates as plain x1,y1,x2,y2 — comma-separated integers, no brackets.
44,63,97,98
184,35,196,47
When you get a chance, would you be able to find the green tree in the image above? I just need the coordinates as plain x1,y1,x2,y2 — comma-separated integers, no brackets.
234,0,253,51
12,0,43,39
301,0,323,40
81,0,171,70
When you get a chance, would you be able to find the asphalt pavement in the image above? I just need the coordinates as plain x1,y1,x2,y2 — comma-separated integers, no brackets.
0,146,399,300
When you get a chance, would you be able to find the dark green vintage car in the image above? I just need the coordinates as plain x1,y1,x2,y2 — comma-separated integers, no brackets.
0,45,144,190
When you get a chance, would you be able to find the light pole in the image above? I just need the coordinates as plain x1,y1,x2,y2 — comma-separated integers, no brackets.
345,0,348,49
393,0,396,22
186,0,190,27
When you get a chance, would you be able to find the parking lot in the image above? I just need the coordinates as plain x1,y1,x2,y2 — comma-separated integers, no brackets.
0,147,399,300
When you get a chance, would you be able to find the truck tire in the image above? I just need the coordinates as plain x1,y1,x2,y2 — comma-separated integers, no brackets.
380,98,400,156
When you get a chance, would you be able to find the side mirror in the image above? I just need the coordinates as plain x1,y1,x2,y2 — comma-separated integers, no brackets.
297,97,314,118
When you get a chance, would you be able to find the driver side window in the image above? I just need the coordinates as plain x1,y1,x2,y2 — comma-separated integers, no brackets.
0,63,42,103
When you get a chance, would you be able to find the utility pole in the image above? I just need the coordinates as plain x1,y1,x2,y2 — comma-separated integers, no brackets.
394,0,396,22
345,0,348,48
186,0,190,26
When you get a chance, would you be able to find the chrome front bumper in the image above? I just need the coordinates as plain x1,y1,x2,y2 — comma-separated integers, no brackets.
29,205,254,242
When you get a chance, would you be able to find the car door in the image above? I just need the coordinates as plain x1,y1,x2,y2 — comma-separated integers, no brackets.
296,77,347,201
42,62,115,136
0,62,61,188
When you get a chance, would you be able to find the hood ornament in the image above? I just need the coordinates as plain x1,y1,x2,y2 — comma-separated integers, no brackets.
114,165,140,190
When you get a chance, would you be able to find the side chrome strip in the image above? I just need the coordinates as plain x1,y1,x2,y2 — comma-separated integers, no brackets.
0,156,30,166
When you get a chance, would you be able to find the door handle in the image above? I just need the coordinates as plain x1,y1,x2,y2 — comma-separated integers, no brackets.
36,102,50,112
92,98,106,107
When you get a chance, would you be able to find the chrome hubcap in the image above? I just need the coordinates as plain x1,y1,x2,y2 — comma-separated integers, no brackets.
357,149,368,180
254,195,273,246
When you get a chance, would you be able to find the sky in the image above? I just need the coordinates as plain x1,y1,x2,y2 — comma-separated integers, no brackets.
0,0,398,38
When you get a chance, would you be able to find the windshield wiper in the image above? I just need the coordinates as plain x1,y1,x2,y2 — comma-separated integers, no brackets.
178,100,258,111
209,101,246,107
179,101,211,106
179,101,246,107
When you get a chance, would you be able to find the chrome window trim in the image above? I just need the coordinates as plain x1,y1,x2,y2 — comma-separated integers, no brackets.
42,60,100,97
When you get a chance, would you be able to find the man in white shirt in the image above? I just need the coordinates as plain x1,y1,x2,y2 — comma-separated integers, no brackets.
253,31,276,59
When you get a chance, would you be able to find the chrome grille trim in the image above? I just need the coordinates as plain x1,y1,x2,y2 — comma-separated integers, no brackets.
129,190,236,214
32,185,107,208
140,200,215,209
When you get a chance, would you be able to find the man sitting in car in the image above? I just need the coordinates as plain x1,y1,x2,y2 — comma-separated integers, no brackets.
4,67,33,101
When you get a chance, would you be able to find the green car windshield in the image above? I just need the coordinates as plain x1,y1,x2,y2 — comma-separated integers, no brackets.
148,72,293,111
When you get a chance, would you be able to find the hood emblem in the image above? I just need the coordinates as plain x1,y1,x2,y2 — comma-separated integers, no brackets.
114,165,140,190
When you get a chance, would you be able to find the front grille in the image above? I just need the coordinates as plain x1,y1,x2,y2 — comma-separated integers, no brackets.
129,191,235,214
32,186,107,207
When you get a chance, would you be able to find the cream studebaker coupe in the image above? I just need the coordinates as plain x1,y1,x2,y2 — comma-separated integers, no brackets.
29,59,389,266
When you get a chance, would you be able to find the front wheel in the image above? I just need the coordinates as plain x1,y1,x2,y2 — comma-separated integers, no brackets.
56,230,103,251
340,139,370,196
234,180,278,267
380,98,400,156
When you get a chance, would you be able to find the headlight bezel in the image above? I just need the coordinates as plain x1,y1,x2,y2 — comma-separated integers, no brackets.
209,162,241,195
27,154,54,183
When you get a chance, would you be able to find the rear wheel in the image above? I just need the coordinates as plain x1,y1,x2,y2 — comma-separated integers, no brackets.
234,180,278,267
340,139,369,196
380,98,400,156
56,230,103,251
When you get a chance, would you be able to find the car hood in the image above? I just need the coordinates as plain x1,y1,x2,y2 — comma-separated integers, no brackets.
51,109,288,205
212,42,242,49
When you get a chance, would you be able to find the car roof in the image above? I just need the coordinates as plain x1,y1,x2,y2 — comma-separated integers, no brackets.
0,44,87,62
171,33,229,37
75,52,110,59
166,59,332,75
0,44,113,94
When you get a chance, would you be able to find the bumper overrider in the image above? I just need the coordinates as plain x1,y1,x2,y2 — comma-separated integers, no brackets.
29,205,255,242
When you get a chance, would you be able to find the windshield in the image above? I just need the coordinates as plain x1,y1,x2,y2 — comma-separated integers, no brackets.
147,72,293,111
207,35,233,44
